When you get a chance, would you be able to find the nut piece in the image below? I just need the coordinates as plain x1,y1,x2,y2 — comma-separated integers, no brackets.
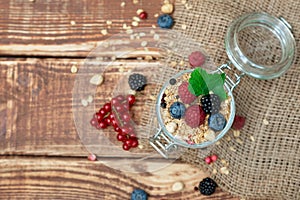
90,74,104,85
220,167,229,175
172,181,185,192
161,3,174,14
204,129,216,141
166,122,178,133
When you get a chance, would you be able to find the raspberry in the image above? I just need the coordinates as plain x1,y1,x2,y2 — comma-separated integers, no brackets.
199,177,217,196
189,51,206,67
178,82,197,104
184,105,206,128
128,73,147,91
201,94,221,114
232,115,246,130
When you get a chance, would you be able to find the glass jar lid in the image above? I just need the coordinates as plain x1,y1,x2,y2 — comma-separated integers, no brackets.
225,12,296,79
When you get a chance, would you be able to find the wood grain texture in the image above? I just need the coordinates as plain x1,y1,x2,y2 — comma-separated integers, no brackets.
0,0,162,57
0,156,238,200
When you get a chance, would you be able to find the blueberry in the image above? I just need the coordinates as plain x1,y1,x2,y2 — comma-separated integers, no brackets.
169,78,177,85
208,113,226,131
169,102,186,119
131,189,148,200
157,14,174,29
160,102,167,108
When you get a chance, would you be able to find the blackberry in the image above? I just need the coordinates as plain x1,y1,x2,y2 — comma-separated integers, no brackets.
201,94,221,114
199,177,217,196
128,73,147,91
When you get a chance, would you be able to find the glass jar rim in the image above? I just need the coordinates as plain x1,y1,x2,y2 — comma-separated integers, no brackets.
225,12,296,79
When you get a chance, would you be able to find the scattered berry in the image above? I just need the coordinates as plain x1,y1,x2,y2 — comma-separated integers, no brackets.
160,102,167,108
232,115,246,130
169,102,186,119
178,81,197,104
128,73,147,91
205,156,212,164
169,78,177,85
199,177,217,196
131,189,148,200
184,105,206,128
157,14,174,29
211,154,218,162
189,51,206,67
208,113,226,131
139,11,148,20
127,94,136,106
87,154,97,161
123,143,131,151
201,94,221,114
103,102,111,112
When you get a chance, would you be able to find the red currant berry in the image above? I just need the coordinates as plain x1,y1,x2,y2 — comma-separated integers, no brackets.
87,154,97,161
122,113,131,122
111,119,118,128
117,133,126,142
109,113,115,120
125,139,134,147
116,95,125,102
90,118,98,127
121,126,133,134
211,154,218,162
95,112,103,122
122,143,131,151
99,108,106,116
131,139,139,148
114,126,122,133
127,95,136,106
139,11,148,19
103,103,111,112
205,156,212,164
104,117,111,125
98,121,108,129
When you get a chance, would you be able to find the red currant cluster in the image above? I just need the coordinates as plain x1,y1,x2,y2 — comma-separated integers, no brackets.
90,94,139,151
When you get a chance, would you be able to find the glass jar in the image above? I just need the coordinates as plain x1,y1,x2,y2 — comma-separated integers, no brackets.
150,12,296,158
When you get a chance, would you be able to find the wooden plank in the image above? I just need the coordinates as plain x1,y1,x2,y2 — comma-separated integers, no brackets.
0,0,163,57
0,58,173,156
0,156,238,200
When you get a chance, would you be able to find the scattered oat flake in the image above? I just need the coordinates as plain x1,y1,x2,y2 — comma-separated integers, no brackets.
87,95,93,103
152,24,156,28
120,2,126,7
137,9,144,15
181,24,187,30
263,119,269,125
119,67,125,73
250,135,255,142
181,0,187,4
172,181,185,192
153,34,160,40
81,99,88,107
154,13,159,17
138,144,144,149
101,29,108,35
221,159,227,165
70,65,77,73
106,20,112,25
132,0,139,4
133,16,141,22
220,167,229,175
236,138,244,145
233,130,240,137
145,55,152,60
229,146,236,152
170,61,177,67
132,21,139,27
89,74,104,85
141,41,147,47
126,29,134,34
226,135,231,141
212,169,217,174
70,21,76,25
139,32,146,37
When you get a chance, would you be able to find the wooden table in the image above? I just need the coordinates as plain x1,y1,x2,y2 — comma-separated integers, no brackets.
0,1,238,199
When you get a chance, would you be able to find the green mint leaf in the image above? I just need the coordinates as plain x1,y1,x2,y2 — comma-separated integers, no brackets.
188,68,209,96
188,68,227,100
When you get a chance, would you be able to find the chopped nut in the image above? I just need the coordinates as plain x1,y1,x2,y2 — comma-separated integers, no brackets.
87,95,93,103
263,119,269,125
220,167,229,175
236,138,244,145
161,3,174,14
226,135,231,141
181,24,187,30
145,55,153,60
154,13,159,18
101,29,108,35
221,159,227,165
70,21,76,25
204,129,215,141
136,9,144,15
106,20,112,25
172,181,185,192
132,0,139,4
132,21,139,27
89,74,104,85
212,169,217,174
250,135,255,142
133,16,141,22
152,24,156,28
120,2,126,7
229,146,236,152
70,65,78,73
138,144,144,149
141,41,148,47
166,122,178,133
81,99,88,107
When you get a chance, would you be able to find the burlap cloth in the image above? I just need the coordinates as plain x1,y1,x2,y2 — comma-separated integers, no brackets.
170,1,300,199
